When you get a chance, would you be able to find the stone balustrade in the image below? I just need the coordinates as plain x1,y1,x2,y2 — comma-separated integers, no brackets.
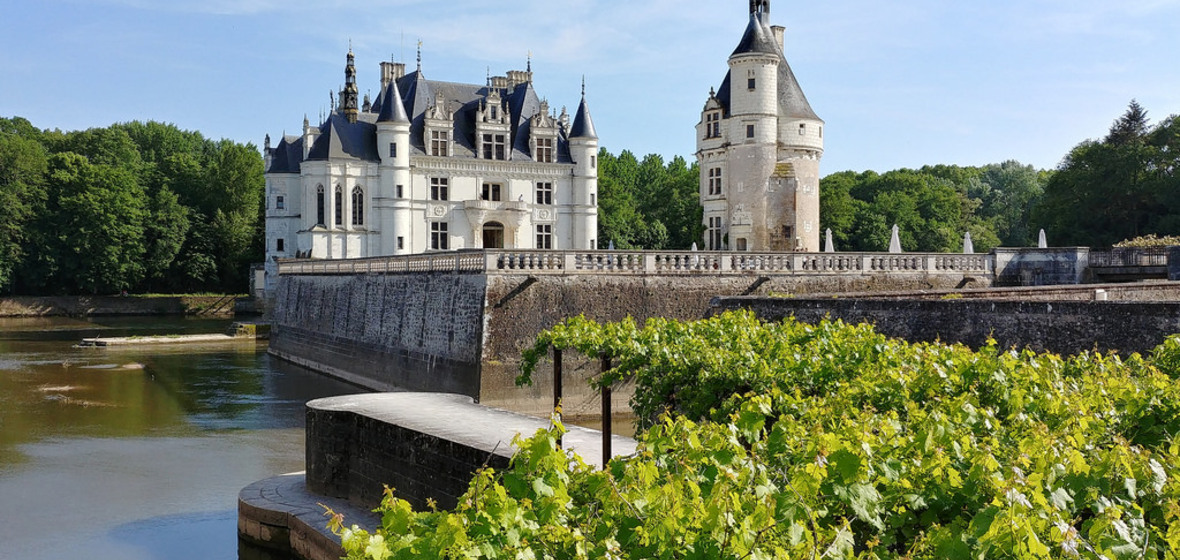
277,249,996,277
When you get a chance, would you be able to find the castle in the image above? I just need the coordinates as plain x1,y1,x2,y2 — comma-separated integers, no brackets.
263,49,599,288
697,0,824,252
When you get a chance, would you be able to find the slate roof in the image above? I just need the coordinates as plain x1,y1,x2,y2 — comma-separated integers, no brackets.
306,114,379,162
267,135,304,174
271,64,581,169
569,96,597,140
717,15,821,123
731,13,780,56
376,79,409,123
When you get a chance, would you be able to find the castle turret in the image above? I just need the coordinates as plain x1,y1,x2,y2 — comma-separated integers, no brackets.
376,78,412,254
696,1,823,253
569,81,599,250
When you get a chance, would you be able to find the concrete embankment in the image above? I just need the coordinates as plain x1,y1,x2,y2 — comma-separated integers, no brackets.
0,295,253,317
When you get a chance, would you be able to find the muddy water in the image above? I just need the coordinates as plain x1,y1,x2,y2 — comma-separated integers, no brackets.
0,316,362,559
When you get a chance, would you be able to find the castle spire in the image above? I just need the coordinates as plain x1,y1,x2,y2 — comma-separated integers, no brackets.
340,48,359,123
416,40,422,73
570,77,597,140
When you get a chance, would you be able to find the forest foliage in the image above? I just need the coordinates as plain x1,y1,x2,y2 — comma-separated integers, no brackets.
0,117,264,295
332,311,1180,559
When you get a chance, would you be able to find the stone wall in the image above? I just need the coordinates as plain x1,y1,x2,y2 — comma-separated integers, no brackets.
270,269,991,416
994,248,1089,286
269,273,487,396
479,271,990,416
712,296,1180,356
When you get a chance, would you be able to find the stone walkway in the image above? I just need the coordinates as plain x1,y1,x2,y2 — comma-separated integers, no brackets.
239,472,379,560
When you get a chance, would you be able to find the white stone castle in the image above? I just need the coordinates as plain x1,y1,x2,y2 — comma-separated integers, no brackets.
697,0,824,252
263,49,599,285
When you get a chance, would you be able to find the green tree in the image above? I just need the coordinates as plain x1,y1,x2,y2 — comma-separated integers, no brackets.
0,132,48,292
597,148,703,250
142,186,190,291
39,153,147,294
1035,102,1180,247
970,161,1047,247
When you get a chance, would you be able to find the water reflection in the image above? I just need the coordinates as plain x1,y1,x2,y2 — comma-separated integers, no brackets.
0,316,363,559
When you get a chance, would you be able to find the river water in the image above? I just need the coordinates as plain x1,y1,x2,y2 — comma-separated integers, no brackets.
0,316,363,559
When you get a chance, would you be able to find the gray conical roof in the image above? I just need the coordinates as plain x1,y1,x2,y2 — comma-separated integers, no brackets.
569,95,597,139
731,13,779,56
725,13,821,122
377,79,409,123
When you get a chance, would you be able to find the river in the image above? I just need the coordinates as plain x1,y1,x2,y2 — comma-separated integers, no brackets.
0,316,363,559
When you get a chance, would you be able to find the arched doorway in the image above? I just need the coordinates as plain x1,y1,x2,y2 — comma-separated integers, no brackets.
482,222,505,249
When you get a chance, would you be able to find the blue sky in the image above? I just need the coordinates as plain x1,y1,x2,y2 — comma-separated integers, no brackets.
2,0,1178,175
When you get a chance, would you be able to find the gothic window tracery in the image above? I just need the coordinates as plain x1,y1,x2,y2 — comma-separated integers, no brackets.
351,186,364,226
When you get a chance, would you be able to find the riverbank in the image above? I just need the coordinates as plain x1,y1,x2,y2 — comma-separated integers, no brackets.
0,295,256,317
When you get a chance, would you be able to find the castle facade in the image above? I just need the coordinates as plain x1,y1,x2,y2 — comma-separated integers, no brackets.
696,0,824,252
263,50,598,287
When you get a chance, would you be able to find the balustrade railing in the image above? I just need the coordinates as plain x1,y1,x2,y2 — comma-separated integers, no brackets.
1089,248,1169,268
277,250,996,276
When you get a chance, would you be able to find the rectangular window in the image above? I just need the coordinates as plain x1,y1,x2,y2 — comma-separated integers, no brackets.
430,177,449,201
430,130,449,157
590,193,596,206
748,78,756,90
708,167,723,196
481,183,502,202
276,238,285,252
535,137,554,163
708,216,723,250
397,236,404,250
746,125,755,139
396,184,404,198
535,182,553,205
430,222,449,250
799,123,806,136
705,112,721,139
276,195,285,210
536,224,553,249
389,142,397,158
591,155,597,168
482,133,507,160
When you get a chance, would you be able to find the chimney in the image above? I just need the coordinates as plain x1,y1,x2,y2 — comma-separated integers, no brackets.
380,62,406,88
771,26,785,50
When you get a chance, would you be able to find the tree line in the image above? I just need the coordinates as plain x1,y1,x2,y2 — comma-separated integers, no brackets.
0,117,264,295
593,101,1180,254
2,101,1175,294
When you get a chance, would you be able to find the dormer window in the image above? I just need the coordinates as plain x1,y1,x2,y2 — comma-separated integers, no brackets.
430,130,449,157
705,112,721,139
490,106,498,120
482,134,507,160
535,137,554,163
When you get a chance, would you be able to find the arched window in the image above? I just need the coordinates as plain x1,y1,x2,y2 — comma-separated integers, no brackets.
334,186,343,227
316,185,325,226
351,186,364,226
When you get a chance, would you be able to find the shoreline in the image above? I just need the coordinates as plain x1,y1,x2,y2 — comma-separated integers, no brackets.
0,295,258,318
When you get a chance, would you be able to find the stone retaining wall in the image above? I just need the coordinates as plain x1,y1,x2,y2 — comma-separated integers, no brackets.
270,270,989,416
712,296,1180,356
